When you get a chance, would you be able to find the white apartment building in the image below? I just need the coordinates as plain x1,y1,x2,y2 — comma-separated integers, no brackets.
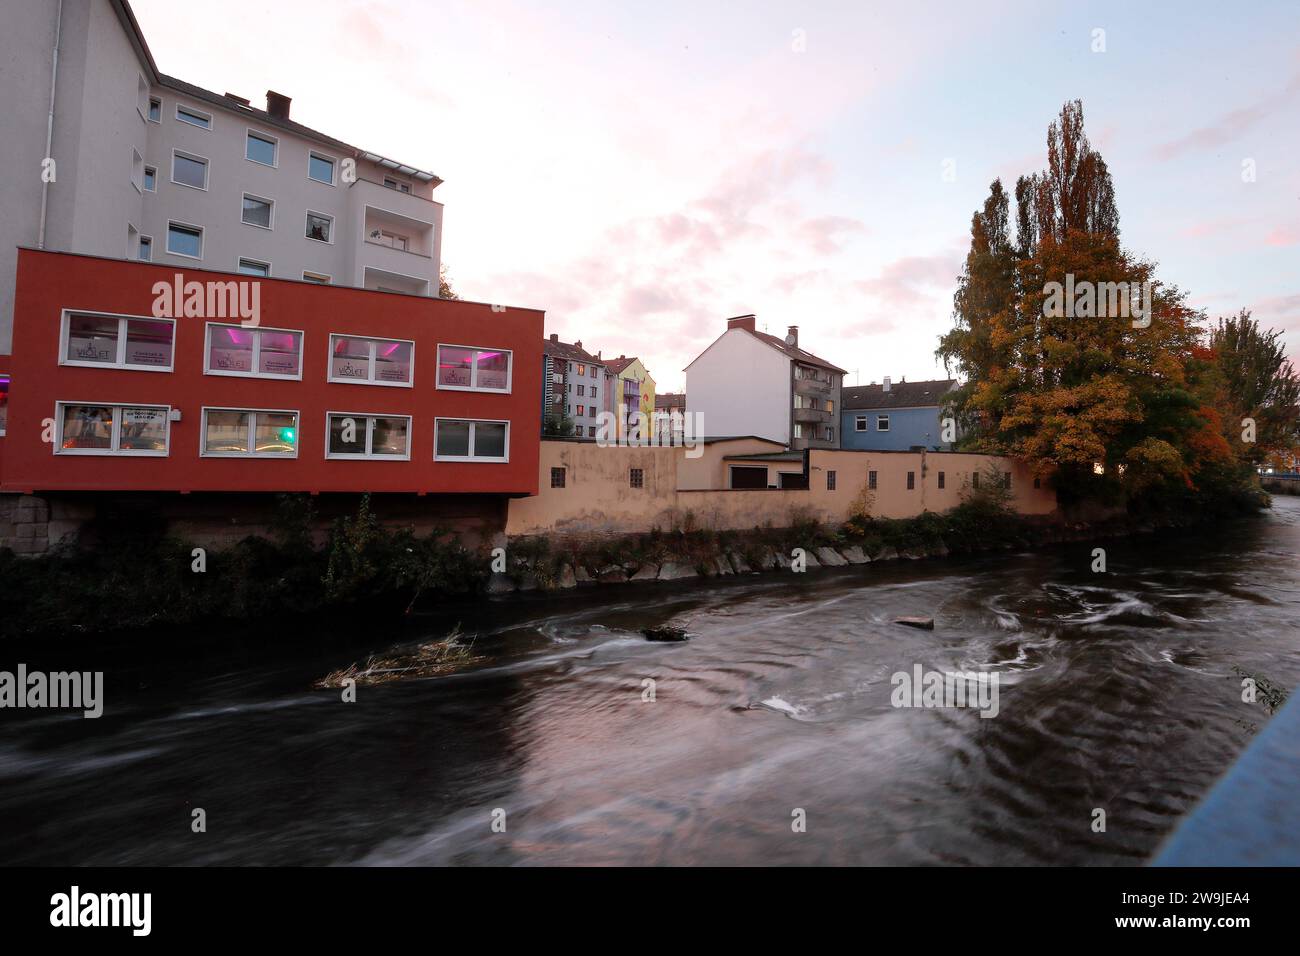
684,315,845,450
0,0,445,357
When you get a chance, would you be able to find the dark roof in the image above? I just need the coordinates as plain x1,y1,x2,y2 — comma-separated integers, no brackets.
543,338,603,366
655,392,686,410
723,451,804,461
747,329,847,375
113,2,441,184
842,378,957,410
605,356,638,374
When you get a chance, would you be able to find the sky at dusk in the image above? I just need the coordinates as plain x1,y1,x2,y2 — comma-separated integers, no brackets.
130,0,1300,392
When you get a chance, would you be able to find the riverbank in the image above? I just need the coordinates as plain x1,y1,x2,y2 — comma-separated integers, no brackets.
0,485,1269,641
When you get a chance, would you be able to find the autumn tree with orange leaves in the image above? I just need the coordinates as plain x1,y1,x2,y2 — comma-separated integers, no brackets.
939,100,1277,508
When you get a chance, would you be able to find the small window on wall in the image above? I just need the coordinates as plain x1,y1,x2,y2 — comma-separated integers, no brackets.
202,408,298,457
436,345,512,392
172,151,208,189
246,131,277,166
327,413,412,459
630,468,644,489
329,335,414,386
206,324,302,378
305,211,333,242
907,471,915,490
143,165,156,191
868,470,878,490
242,194,274,228
938,471,945,489
877,415,890,431
827,470,837,490
62,311,174,370
855,415,867,432
176,105,211,129
576,405,585,417
435,419,509,462
308,152,335,185
0,374,9,436
237,258,270,277
167,222,203,259
551,467,566,488
972,472,980,489
148,96,162,123
302,271,331,284
56,403,169,455
138,235,152,261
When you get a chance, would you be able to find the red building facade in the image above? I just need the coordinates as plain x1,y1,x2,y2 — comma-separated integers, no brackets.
0,250,542,498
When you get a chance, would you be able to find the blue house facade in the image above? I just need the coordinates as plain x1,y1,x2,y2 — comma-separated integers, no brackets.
840,378,957,451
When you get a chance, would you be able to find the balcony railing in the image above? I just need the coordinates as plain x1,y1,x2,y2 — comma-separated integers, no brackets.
793,375,831,395
793,406,831,424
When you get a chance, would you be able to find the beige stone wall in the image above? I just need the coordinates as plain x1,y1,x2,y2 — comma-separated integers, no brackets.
505,440,1058,536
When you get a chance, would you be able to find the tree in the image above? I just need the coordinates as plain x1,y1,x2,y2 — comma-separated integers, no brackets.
1209,310,1300,464
439,262,460,300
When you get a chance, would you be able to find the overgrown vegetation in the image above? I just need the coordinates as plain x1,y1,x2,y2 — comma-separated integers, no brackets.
0,494,485,640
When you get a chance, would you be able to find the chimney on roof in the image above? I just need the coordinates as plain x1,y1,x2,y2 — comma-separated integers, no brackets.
575,340,582,350
224,92,251,107
786,325,799,348
266,90,292,120
549,333,558,342
726,314,756,332
883,376,891,392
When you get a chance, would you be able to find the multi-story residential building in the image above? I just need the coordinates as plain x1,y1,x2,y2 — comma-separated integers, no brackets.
542,335,606,439
0,0,540,548
684,315,844,450
841,378,958,451
653,391,686,443
605,356,654,441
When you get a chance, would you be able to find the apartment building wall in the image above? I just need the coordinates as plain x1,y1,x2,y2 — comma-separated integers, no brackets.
684,330,791,444
842,405,949,451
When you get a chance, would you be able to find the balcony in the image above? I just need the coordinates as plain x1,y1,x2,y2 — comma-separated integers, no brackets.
793,374,831,396
793,406,831,424
349,180,440,293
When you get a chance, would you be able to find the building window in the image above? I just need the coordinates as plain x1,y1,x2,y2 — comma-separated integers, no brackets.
576,404,585,417
329,334,414,386
206,324,302,378
825,399,834,413
436,345,512,392
588,426,596,437
202,408,298,456
868,470,878,490
877,415,890,431
972,472,980,489
551,467,566,488
907,471,915,490
166,221,203,258
590,366,597,379
383,177,411,193
237,258,270,277
591,386,597,399
369,228,408,251
55,402,169,455
143,165,156,191
245,131,277,166
242,194,274,229
138,236,152,261
302,271,331,284
308,152,335,185
61,310,174,370
824,426,834,441
176,105,212,129
171,151,208,189
326,413,412,459
435,419,509,462
305,211,333,243
630,468,644,488
577,384,585,396
855,415,867,432
0,374,9,436
827,470,837,490
147,96,162,123
577,363,586,376
938,471,945,489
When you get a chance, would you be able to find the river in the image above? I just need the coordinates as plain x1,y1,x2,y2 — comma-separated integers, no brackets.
3,498,1298,865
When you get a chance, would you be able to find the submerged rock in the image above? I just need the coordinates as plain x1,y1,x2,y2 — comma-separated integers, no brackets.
642,625,689,642
894,616,934,630
557,565,578,589
630,563,660,581
486,572,516,594
841,546,870,565
815,547,849,567
658,561,698,581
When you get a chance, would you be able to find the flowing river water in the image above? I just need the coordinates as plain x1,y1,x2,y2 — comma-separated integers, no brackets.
3,497,1299,866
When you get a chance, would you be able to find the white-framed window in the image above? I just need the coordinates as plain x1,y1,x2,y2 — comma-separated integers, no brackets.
302,271,331,284
305,210,333,243
434,418,509,462
55,402,170,456
326,412,412,459
436,344,512,392
237,257,270,277
855,415,867,432
205,323,302,379
383,177,411,193
147,95,162,123
368,228,408,250
176,104,212,129
876,415,890,431
166,221,203,259
143,164,157,192
171,150,208,190
201,407,299,457
245,130,278,167
241,193,274,229
328,334,414,386
60,310,175,371
131,149,144,192
138,235,152,261
308,151,336,185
